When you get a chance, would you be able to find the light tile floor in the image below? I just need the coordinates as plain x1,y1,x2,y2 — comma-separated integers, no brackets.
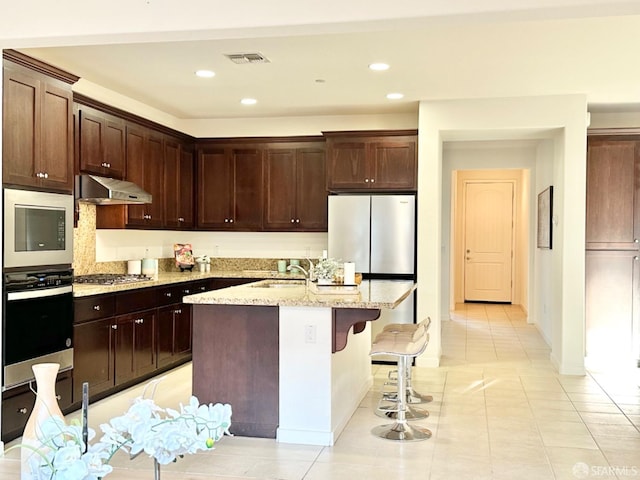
2,303,640,479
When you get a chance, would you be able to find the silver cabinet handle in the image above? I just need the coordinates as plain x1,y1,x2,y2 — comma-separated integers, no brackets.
56,394,61,400
635,256,639,261
165,292,172,298
93,305,101,311
229,219,234,223
111,324,118,330
370,178,375,183
18,407,28,414
364,178,369,183
291,219,295,223
296,219,300,223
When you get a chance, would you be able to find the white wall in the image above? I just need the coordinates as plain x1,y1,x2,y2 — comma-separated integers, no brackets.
533,139,555,345
96,229,328,262
416,95,588,375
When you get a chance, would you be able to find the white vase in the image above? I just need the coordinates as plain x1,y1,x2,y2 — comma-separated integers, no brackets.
21,363,64,480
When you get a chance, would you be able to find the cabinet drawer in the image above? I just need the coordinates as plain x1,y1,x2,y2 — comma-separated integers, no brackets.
182,281,209,296
115,288,157,314
157,285,183,307
1,370,72,443
74,294,116,323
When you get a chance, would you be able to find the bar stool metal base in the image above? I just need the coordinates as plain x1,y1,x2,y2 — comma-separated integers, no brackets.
375,404,429,420
372,422,432,441
382,390,434,404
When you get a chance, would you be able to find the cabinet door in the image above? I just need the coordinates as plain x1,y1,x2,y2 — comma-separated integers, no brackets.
103,118,126,179
73,318,115,402
164,139,181,228
369,138,417,190
133,310,156,377
78,108,125,179
233,148,263,229
586,250,640,364
2,68,40,188
174,304,192,358
179,146,195,228
114,315,135,384
125,126,147,226
156,305,176,368
197,148,233,229
143,133,165,227
586,140,640,250
263,148,297,230
326,140,368,190
296,147,327,230
39,82,73,192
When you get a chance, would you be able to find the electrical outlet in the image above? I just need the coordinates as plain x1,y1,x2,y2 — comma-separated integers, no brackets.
305,325,316,343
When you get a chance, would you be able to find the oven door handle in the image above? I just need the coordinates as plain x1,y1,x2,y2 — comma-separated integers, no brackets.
7,285,73,301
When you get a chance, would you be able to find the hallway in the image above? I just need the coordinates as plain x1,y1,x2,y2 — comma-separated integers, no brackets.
2,303,639,479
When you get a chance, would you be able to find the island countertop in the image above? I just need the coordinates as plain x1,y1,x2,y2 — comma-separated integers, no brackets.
182,279,416,309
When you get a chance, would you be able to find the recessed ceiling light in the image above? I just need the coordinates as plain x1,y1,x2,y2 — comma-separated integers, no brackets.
195,70,215,78
240,98,257,105
369,63,390,71
386,93,404,100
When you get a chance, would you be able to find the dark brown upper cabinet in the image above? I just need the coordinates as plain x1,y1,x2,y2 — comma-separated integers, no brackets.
586,138,640,250
78,106,126,179
263,143,327,231
126,127,165,228
325,130,417,192
164,139,194,229
197,145,263,230
3,51,78,193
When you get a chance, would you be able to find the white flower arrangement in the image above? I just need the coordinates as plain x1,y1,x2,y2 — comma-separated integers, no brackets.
314,257,340,281
18,386,232,480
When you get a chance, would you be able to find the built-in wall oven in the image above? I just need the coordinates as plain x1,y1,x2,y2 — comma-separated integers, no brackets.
2,268,74,390
3,188,74,269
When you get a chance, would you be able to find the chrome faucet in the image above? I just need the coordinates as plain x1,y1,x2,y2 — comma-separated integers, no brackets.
288,263,312,288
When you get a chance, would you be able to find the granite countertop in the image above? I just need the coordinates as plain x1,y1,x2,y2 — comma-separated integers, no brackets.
72,270,305,297
182,279,417,309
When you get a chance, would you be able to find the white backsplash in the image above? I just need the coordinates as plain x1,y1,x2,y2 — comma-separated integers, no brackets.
95,229,328,262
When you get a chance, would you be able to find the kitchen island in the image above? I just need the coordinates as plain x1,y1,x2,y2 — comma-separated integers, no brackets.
182,279,416,446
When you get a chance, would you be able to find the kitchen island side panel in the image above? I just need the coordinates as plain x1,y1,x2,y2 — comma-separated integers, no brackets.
192,304,279,438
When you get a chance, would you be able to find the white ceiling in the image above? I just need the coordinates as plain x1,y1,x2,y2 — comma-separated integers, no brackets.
9,1,640,120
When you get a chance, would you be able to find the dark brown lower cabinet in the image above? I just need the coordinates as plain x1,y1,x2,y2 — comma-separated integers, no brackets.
114,309,156,385
1,370,72,443
73,317,115,402
586,250,640,363
157,304,192,369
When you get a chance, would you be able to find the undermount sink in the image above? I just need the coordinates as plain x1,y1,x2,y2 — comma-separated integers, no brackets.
251,280,306,288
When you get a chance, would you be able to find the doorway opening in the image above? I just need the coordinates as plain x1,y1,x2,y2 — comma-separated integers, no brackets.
451,168,530,312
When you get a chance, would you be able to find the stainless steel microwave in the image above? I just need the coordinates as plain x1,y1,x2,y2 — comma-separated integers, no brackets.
3,188,74,269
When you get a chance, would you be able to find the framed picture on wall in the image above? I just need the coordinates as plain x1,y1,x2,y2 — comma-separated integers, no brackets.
537,186,553,249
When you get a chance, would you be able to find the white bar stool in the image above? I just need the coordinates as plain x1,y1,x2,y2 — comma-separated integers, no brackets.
370,328,432,441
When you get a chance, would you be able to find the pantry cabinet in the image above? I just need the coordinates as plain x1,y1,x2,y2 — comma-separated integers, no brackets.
586,135,640,365
2,51,77,193
325,131,417,192
197,145,264,230
263,143,327,231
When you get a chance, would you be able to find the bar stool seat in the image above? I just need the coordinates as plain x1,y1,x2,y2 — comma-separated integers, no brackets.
381,318,433,405
370,328,432,441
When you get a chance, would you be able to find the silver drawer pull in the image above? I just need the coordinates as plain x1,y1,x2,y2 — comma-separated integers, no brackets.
18,407,28,414
93,305,101,311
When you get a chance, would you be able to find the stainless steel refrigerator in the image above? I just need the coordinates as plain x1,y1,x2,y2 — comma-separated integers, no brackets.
328,194,416,361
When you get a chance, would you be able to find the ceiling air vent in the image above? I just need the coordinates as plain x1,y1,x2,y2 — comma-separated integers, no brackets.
224,52,270,64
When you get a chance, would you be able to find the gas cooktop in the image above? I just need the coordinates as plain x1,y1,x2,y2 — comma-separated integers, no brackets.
74,274,153,285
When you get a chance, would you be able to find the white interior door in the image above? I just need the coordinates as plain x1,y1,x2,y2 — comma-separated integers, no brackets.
464,181,514,302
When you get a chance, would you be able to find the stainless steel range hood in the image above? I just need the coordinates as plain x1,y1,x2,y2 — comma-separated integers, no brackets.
75,175,152,205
